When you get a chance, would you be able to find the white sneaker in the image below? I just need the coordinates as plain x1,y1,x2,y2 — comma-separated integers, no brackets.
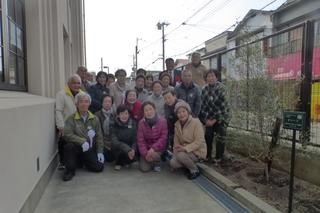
114,165,121,171
153,166,161,172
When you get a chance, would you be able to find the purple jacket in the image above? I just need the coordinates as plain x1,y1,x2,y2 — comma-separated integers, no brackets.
137,117,168,157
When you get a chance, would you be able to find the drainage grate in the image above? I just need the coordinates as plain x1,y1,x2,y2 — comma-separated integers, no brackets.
193,175,250,213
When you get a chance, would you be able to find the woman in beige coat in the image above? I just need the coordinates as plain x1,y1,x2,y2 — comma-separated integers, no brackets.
169,101,207,179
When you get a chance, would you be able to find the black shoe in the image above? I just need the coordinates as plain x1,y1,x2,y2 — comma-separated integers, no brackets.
183,168,190,176
188,171,200,180
58,163,65,171
63,170,75,181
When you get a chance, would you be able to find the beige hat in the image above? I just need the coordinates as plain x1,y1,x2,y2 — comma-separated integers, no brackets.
174,101,191,114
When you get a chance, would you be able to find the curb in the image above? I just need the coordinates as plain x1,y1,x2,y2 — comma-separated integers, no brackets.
197,163,282,213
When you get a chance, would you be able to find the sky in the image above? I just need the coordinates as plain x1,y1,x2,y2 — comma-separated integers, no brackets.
85,0,287,75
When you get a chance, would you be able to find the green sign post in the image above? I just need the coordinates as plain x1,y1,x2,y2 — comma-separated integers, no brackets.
283,111,306,213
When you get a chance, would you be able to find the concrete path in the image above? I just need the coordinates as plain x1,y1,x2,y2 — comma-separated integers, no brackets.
35,163,228,213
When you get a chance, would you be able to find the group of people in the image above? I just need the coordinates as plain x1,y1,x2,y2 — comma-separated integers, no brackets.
55,52,230,182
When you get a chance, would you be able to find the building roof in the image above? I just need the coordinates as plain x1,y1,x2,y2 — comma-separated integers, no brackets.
205,31,232,45
272,0,301,14
228,9,273,39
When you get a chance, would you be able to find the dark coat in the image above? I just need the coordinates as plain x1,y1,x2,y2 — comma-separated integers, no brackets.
111,118,137,159
88,83,109,113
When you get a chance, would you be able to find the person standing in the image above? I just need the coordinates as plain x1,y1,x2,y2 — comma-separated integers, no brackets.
124,90,143,122
63,92,104,181
88,71,109,113
77,66,91,91
199,69,230,163
146,81,165,117
185,52,207,87
145,74,154,95
160,73,174,93
135,75,149,102
159,58,181,86
163,90,186,150
175,69,201,117
109,69,130,108
55,74,82,169
106,74,115,88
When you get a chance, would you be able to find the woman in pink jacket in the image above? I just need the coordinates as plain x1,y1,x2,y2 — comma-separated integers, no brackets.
137,101,168,172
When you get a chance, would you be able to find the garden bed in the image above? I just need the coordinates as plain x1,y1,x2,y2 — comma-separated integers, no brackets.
206,152,320,213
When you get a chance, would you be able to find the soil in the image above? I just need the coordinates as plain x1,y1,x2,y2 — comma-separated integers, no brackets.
205,152,320,213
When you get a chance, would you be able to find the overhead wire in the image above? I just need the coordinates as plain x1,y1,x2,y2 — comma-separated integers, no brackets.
167,0,281,59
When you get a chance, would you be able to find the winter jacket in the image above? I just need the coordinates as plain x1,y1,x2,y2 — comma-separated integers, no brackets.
109,82,131,107
174,116,207,159
164,99,186,136
199,82,230,125
136,87,149,102
55,86,80,129
146,94,165,117
137,117,168,157
175,82,201,116
185,63,207,87
111,118,137,158
64,111,104,153
95,109,116,150
88,83,109,113
126,100,143,122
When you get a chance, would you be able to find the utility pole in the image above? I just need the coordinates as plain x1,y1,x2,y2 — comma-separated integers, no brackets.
135,38,139,73
157,22,169,71
134,38,143,76
100,57,103,71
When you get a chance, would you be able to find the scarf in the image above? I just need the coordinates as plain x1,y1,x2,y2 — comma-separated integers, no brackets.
102,108,112,135
145,115,159,128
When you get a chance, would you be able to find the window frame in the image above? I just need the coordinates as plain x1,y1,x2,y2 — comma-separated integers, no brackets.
0,0,27,91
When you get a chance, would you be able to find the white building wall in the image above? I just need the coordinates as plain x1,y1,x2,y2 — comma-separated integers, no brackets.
0,0,85,212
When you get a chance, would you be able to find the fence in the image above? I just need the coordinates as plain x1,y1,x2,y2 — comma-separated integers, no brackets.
201,20,320,147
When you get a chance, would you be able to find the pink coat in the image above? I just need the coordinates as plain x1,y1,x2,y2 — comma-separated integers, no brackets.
137,117,168,157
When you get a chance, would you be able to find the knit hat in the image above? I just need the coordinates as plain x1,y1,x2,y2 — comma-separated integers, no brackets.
174,101,191,114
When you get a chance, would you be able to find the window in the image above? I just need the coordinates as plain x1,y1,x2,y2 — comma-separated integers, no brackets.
0,0,26,91
270,27,303,58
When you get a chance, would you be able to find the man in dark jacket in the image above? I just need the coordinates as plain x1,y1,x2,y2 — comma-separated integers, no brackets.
175,69,201,117
159,58,181,86
88,71,109,113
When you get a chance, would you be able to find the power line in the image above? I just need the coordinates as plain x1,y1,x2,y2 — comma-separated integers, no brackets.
194,0,234,25
165,0,217,37
167,0,282,59
169,41,205,58
140,0,219,57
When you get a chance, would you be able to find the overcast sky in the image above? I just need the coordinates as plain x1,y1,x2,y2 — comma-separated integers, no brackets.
85,0,287,74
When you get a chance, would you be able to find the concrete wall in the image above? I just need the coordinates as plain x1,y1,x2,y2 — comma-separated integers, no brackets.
0,92,55,213
0,0,85,212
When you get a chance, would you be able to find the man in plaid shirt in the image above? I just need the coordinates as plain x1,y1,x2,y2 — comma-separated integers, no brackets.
199,69,230,164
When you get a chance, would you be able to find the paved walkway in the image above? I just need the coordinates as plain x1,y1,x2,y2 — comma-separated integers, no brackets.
35,163,228,213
